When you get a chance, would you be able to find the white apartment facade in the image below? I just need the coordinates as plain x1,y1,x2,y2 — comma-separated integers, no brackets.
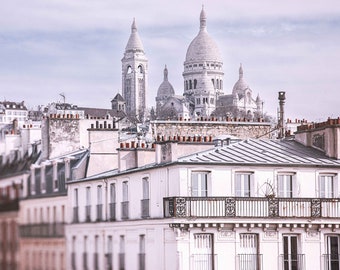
66,121,340,270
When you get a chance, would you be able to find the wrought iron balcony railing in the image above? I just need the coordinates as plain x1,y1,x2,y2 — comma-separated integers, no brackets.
280,254,305,270
96,204,103,221
323,254,340,270
19,222,65,238
0,199,19,212
190,254,217,270
121,201,129,220
237,254,263,270
141,199,150,218
164,196,340,219
109,203,116,221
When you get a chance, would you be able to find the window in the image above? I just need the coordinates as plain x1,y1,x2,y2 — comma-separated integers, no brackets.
320,174,336,198
239,234,261,270
119,236,125,270
194,79,197,89
94,235,99,270
122,182,129,219
282,235,304,270
86,187,91,222
73,189,79,223
235,173,252,197
191,172,209,197
193,234,214,270
109,183,116,221
97,185,103,221
189,80,192,90
278,174,294,198
141,177,150,218
325,235,340,270
83,236,88,270
139,235,146,270
107,236,113,270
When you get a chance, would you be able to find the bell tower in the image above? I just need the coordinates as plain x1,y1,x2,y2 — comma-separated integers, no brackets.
122,18,148,120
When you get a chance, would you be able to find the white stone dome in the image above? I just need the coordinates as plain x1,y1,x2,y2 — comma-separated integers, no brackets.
232,64,250,95
185,8,222,63
157,66,175,98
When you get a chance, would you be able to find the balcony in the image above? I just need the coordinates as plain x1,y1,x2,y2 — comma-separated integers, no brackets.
164,197,340,219
19,222,65,238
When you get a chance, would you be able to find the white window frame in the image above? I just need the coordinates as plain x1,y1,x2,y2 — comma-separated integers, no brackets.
191,171,210,197
235,172,253,197
277,173,296,198
319,174,337,198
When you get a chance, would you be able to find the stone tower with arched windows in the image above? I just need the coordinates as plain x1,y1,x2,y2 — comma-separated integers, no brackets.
122,18,148,120
183,7,224,117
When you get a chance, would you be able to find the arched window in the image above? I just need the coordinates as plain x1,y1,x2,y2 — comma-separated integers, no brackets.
127,66,132,74
220,80,223,90
138,65,143,73
189,80,192,90
211,79,215,87
194,79,197,89
185,81,188,90
216,79,220,89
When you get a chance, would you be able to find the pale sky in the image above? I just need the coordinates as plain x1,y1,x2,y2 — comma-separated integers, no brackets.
1,0,340,122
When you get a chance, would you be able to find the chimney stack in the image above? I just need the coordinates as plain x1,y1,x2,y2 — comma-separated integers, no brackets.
278,91,286,138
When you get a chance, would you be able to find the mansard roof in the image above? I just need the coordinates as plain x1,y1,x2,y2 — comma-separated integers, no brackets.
178,138,340,166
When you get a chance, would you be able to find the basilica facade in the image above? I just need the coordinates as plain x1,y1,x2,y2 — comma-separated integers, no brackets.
119,7,264,121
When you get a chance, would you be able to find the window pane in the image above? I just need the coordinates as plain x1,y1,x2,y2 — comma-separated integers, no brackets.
235,174,251,197
191,172,208,197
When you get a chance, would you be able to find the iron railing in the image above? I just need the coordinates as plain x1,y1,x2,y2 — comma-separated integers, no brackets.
19,223,65,238
323,254,340,270
139,253,146,270
73,206,79,223
237,254,262,270
164,197,340,219
96,204,103,221
83,252,88,270
106,253,113,270
0,199,19,212
119,253,125,270
121,201,129,220
94,252,99,270
280,254,305,270
85,205,91,222
71,252,76,270
109,203,116,221
141,199,150,218
191,254,217,270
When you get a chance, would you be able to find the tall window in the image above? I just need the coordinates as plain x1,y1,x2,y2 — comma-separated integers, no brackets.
141,177,150,218
107,236,113,270
235,173,252,197
94,235,99,270
86,187,91,222
139,235,146,270
191,172,209,197
119,235,125,270
97,185,103,221
83,236,88,270
73,189,79,223
122,182,129,220
282,235,304,270
320,174,336,198
278,174,294,198
239,234,260,270
325,235,340,270
110,183,116,221
193,234,214,270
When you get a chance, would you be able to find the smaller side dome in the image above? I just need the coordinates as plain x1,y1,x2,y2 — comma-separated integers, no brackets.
157,65,175,98
232,64,250,96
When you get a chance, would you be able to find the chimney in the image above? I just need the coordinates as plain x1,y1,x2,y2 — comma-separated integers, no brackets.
278,91,286,139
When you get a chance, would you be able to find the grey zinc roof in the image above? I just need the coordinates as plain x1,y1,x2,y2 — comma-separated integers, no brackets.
178,139,340,166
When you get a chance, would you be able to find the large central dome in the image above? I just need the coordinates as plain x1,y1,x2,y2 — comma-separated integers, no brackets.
185,8,222,63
